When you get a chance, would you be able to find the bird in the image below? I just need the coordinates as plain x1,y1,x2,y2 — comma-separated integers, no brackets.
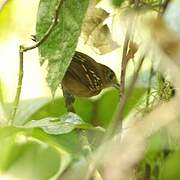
61,51,119,97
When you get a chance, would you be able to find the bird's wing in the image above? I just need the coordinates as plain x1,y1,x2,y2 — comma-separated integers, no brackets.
71,52,103,91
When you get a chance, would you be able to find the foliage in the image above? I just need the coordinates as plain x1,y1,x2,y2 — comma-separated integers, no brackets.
112,0,125,7
0,0,180,179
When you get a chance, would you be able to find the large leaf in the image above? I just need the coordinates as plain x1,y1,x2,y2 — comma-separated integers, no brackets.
97,88,146,127
30,97,94,123
11,98,51,125
0,126,71,179
24,112,94,135
36,0,89,95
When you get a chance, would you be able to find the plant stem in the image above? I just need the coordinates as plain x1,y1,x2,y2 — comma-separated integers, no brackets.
106,55,145,139
159,0,171,16
119,29,130,97
9,46,24,124
119,0,141,98
116,55,145,131
23,0,64,52
9,0,65,124
146,65,154,109
144,163,151,180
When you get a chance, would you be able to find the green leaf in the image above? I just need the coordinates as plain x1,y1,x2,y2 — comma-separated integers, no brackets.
13,98,52,125
24,112,93,135
74,98,94,123
112,0,125,7
36,0,89,95
29,97,67,120
32,129,82,155
96,88,146,127
144,130,169,167
159,151,180,180
0,126,71,179
30,97,94,124
124,87,146,116
97,89,119,127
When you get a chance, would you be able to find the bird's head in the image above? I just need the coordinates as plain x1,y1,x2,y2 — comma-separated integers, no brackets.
100,64,120,90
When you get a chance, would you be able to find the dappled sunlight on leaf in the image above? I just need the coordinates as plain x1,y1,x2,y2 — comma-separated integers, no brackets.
24,112,95,135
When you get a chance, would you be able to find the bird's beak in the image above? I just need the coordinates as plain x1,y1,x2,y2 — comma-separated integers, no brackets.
113,83,120,90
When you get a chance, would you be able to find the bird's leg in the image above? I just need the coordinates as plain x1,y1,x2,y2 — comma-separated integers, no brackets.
62,87,75,113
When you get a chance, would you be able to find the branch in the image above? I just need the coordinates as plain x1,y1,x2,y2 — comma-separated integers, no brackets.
145,64,154,109
106,55,145,138
119,29,130,97
114,55,145,132
23,0,64,52
159,0,171,16
9,46,24,124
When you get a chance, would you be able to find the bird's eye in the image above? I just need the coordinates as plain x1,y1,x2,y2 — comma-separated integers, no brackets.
108,71,115,81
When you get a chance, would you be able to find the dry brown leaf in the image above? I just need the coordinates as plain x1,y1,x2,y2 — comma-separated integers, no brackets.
88,24,119,54
82,0,108,42
82,0,118,54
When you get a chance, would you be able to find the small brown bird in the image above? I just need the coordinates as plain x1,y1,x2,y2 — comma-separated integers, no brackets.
62,51,119,97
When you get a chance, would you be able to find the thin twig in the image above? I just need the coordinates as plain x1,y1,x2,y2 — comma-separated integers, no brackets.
9,0,65,124
106,55,145,138
9,46,24,124
146,64,154,109
114,55,145,133
159,0,171,16
23,0,64,52
144,163,151,180
119,14,138,114
120,28,130,97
